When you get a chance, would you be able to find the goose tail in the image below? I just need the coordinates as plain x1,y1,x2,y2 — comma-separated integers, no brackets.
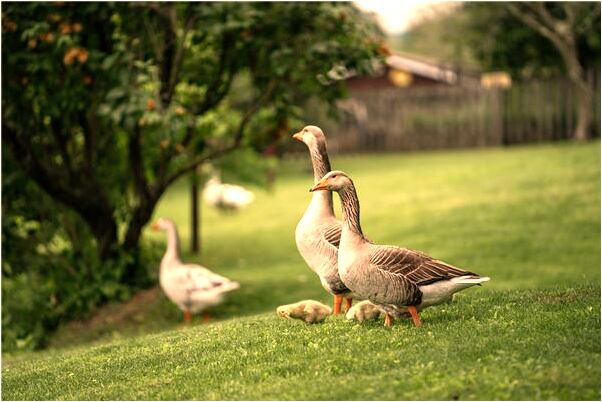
451,275,490,285
219,280,240,293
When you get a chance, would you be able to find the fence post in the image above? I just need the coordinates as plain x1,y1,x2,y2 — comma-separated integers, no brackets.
490,88,504,146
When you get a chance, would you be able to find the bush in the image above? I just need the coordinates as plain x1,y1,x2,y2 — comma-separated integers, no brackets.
1,153,161,352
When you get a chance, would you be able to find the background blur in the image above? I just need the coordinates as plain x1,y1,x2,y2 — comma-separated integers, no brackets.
2,2,600,353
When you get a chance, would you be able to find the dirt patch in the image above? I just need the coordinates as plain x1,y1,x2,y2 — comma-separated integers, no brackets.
48,286,165,348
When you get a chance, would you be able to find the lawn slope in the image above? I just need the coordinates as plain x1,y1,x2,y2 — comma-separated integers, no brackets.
2,286,599,400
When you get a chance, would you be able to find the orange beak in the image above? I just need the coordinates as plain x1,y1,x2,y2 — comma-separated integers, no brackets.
292,131,303,142
310,177,330,192
150,222,160,231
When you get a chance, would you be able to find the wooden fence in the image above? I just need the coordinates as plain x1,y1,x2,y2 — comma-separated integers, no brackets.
324,74,600,153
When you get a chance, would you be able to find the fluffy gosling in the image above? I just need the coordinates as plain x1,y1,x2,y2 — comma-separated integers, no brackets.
277,300,332,324
345,300,382,322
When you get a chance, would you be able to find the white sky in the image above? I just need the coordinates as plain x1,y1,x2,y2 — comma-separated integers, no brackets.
353,0,462,34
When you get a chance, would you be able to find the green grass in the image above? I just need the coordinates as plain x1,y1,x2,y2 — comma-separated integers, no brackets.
2,141,600,400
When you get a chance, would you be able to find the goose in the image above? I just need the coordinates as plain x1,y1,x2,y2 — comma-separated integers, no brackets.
151,218,240,322
292,125,353,314
310,171,490,327
203,177,255,211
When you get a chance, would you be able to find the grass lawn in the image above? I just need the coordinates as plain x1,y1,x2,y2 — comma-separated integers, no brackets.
2,141,600,400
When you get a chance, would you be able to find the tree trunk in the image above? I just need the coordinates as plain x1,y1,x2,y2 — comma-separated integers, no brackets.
70,193,120,262
121,197,160,287
90,218,119,261
190,173,200,254
572,80,593,142
123,204,153,252
559,47,593,142
504,3,596,141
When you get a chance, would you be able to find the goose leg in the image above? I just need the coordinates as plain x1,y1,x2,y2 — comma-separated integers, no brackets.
202,312,212,323
384,313,393,327
183,310,192,323
408,306,422,327
333,294,343,314
344,297,353,312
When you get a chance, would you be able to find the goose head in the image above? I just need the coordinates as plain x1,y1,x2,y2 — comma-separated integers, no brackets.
150,217,175,231
276,306,290,318
310,170,352,192
292,125,327,148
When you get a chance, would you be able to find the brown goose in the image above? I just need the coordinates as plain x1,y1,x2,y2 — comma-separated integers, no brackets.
292,126,353,314
310,170,490,327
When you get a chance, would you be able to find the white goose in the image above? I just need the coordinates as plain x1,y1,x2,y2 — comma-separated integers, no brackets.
151,218,240,322
203,177,255,211
293,125,354,314
310,171,490,327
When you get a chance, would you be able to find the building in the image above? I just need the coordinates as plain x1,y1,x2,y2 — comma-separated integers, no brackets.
345,52,480,92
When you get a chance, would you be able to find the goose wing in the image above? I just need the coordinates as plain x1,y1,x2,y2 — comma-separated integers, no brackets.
179,264,239,293
370,246,475,286
322,221,342,248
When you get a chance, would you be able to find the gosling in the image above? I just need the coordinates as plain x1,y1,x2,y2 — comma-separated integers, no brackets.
345,300,382,322
277,300,332,324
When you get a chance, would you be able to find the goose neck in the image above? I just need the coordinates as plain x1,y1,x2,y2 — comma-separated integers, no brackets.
162,224,182,264
308,140,334,211
308,140,333,183
338,184,364,236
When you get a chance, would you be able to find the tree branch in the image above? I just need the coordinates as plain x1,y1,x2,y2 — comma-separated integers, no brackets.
4,124,119,258
141,11,163,67
505,3,560,46
128,124,151,200
153,32,237,185
530,3,561,31
193,32,237,115
4,127,73,206
156,5,178,107
49,118,74,180
80,107,99,173
159,79,279,191
168,9,198,102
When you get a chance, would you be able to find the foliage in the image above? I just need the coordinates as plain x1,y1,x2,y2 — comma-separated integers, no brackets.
2,152,162,351
2,1,382,264
1,2,383,349
389,5,479,69
463,2,600,79
392,3,600,80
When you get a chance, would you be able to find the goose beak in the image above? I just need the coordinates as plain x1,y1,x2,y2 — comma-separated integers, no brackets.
292,131,303,142
150,222,160,231
310,177,329,192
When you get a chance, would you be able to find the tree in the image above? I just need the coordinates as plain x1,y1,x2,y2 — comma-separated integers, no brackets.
2,3,383,287
504,2,600,141
463,2,600,141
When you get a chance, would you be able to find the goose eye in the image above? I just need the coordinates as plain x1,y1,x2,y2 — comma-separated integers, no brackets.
332,174,337,179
